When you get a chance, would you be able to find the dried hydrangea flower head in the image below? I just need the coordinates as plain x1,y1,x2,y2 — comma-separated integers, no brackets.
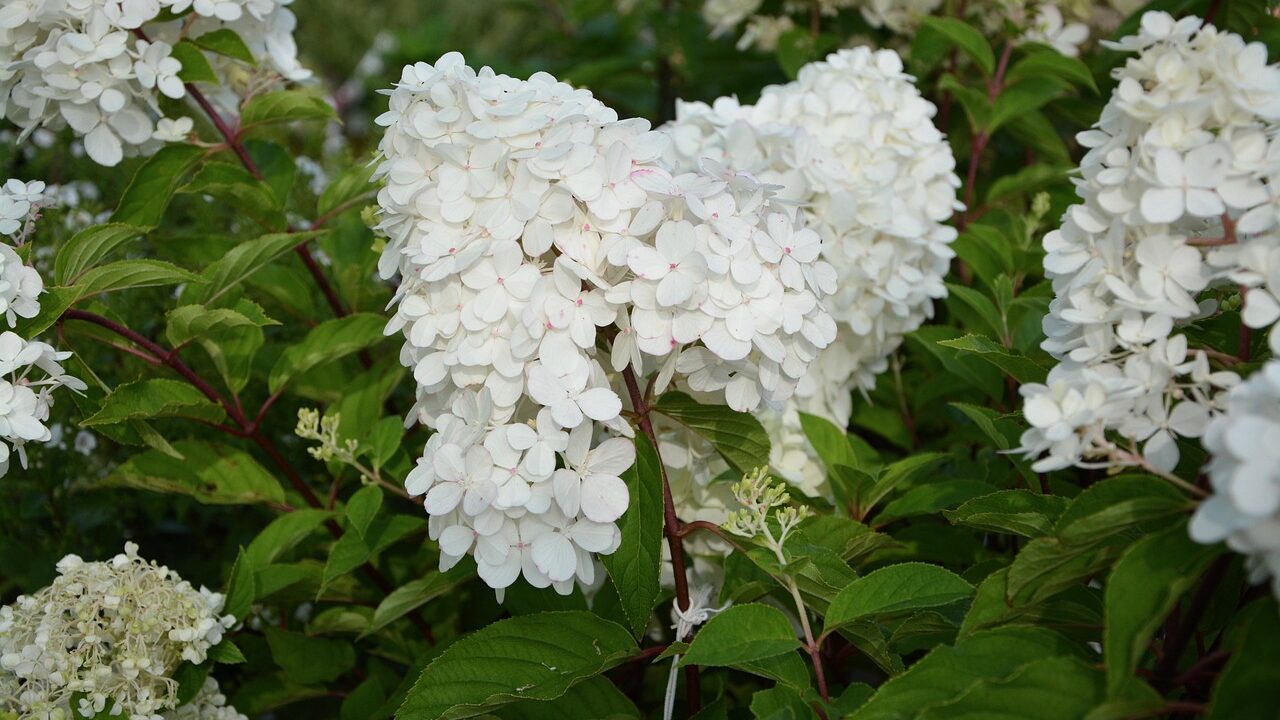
0,0,309,166
1017,12,1280,475
661,47,960,493
0,543,239,719
374,52,838,597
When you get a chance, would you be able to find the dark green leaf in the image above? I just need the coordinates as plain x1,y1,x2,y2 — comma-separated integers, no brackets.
54,223,146,285
265,626,356,685
241,90,337,129
652,391,770,473
1104,521,1221,696
945,490,1069,538
190,28,256,65
171,40,218,84
346,484,383,540
917,17,996,75
824,563,973,636
936,334,1048,383
364,566,473,637
98,441,285,505
396,611,636,720
679,604,801,667
80,378,225,427
78,259,202,297
112,144,207,227
600,434,664,637
270,313,387,392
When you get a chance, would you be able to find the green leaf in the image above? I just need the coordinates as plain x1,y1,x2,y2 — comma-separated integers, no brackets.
54,223,147,285
988,79,1070,134
179,162,286,230
951,225,1014,290
264,626,356,685
749,686,815,719
241,90,337,129
1005,48,1097,93
171,40,218,84
733,651,811,690
112,144,207,227
985,165,1071,206
78,259,202,297
173,660,213,706
208,639,247,664
944,490,1069,538
938,74,993,131
915,656,1106,720
318,164,376,218
1054,475,1191,545
1208,598,1280,720
849,628,1083,720
1005,536,1123,607
269,313,387,392
493,676,640,719
244,509,333,569
224,548,254,620
396,611,637,720
322,514,425,589
600,434,663,637
364,566,474,638
307,606,372,635
876,480,997,525
12,285,81,337
1103,521,1221,696
190,28,256,65
166,302,278,346
651,391,771,473
945,283,1005,340
679,604,801,668
936,334,1048,383
798,411,862,472
80,378,225,427
824,563,973,636
194,231,323,305
916,17,996,75
98,441,285,505
345,484,383,540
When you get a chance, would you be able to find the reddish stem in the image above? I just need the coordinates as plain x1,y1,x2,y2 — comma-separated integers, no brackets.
621,366,700,715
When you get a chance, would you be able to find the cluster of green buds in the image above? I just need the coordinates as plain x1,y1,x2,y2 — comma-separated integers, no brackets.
723,467,812,564
295,408,360,465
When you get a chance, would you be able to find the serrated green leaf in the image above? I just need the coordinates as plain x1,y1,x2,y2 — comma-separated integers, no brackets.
265,626,356,685
78,259,202,297
600,434,663,637
98,441,284,505
653,391,770,474
876,480,997,525
823,563,973,637
12,286,83,337
171,40,218,84
112,144,207,227
54,223,147,285
915,656,1106,719
849,628,1083,720
1207,598,1280,720
988,79,1070,134
244,509,333,569
241,90,337,129
364,566,474,638
194,231,324,305
1054,475,1192,545
1103,521,1221,696
346,484,383,540
190,28,256,65
936,334,1048,383
179,161,286,230
269,313,387,392
80,378,225,427
917,17,995,75
208,639,247,664
493,676,640,720
944,490,1069,538
797,411,861,472
318,163,376,218
679,604,801,667
396,611,637,720
1005,47,1097,93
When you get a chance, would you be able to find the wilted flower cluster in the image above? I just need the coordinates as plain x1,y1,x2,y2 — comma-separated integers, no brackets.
374,53,837,596
1017,14,1280,481
0,0,309,166
0,543,239,719
662,47,959,492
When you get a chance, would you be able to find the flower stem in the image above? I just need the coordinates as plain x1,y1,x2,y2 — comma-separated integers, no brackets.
621,365,701,715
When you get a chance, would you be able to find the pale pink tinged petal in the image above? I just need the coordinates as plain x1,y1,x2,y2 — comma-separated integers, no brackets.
655,271,696,306
553,468,582,517
628,246,671,280
577,387,622,421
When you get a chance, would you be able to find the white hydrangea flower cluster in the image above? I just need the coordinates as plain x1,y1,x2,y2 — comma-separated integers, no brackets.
374,53,837,597
0,543,239,719
662,47,960,492
1191,360,1280,596
0,0,309,166
1,179,45,331
1016,13,1280,476
0,331,85,478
